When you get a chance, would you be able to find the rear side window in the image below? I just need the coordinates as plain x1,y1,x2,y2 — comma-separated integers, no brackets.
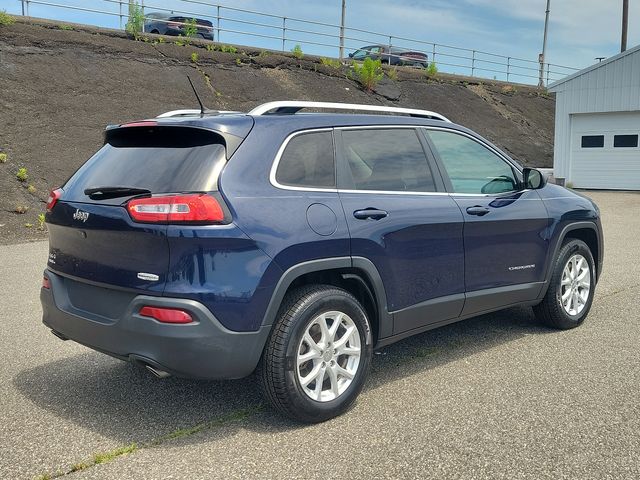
275,131,335,188
63,127,226,201
341,128,436,192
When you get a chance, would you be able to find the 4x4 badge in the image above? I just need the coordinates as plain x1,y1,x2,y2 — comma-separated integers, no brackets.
73,209,89,222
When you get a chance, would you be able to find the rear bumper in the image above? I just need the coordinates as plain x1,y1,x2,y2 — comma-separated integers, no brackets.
41,271,269,379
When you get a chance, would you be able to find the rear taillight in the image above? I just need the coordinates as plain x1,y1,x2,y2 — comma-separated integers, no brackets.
46,188,62,211
139,306,193,324
42,276,51,289
127,194,225,224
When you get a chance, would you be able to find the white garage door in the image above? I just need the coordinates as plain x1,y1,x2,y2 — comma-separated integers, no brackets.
570,112,640,190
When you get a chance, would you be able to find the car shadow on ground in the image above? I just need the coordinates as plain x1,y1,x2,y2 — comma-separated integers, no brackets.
13,306,555,445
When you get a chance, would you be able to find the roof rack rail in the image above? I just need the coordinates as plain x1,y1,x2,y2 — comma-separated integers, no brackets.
247,101,451,122
156,109,241,118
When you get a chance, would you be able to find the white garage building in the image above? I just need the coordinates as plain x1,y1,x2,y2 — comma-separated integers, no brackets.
548,44,640,190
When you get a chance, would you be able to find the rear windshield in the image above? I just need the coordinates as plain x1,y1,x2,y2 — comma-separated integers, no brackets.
63,127,226,202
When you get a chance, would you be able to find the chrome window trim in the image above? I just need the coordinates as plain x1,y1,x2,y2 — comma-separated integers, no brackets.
270,128,338,193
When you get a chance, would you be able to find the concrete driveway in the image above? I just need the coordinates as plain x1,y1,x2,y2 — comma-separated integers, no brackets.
1,191,638,480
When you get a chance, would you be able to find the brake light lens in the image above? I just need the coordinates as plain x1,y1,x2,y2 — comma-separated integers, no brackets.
127,194,225,224
121,121,157,128
139,306,193,324
46,188,62,211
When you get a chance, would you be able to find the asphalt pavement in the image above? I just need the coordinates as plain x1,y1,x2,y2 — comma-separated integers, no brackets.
1,191,638,479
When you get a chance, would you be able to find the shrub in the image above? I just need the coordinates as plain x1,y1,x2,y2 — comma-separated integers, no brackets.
183,18,198,39
320,57,342,69
353,57,383,92
125,1,144,40
425,62,438,77
59,25,73,31
205,44,215,52
386,67,398,81
15,205,28,214
0,152,7,163
0,10,15,26
27,184,36,194
16,167,28,182
259,49,269,57
291,44,304,59
190,52,199,63
38,213,46,230
235,57,242,66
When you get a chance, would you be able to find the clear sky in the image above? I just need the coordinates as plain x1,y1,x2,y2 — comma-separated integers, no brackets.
2,0,638,84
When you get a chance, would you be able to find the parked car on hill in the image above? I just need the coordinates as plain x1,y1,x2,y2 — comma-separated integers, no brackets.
144,12,214,41
41,101,603,423
349,45,428,67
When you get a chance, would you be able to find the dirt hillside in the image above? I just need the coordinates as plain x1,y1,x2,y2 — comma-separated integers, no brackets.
0,19,555,244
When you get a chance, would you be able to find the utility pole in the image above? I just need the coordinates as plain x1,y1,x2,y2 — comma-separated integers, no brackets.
339,0,346,60
621,0,629,52
538,0,551,87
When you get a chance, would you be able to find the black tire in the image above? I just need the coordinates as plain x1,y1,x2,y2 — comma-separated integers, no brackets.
258,285,373,423
533,239,596,329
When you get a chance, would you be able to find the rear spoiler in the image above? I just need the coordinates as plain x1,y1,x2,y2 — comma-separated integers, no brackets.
105,116,254,159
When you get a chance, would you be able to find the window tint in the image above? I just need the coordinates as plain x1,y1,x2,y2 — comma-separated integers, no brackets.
276,131,335,188
581,135,604,148
426,130,518,194
341,129,436,192
63,127,226,203
614,134,638,148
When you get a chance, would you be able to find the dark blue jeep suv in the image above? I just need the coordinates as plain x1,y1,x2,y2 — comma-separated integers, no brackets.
41,101,603,422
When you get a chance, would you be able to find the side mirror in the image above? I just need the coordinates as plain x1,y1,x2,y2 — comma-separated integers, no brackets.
348,53,354,58
522,168,546,190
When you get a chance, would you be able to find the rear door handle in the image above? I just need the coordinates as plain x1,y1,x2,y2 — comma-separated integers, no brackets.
353,208,388,220
466,206,490,216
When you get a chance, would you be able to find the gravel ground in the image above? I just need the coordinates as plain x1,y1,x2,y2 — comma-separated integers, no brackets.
0,190,638,479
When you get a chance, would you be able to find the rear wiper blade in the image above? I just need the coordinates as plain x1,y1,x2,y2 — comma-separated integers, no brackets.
84,186,151,200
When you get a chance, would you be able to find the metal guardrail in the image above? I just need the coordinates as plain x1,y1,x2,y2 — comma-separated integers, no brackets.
14,0,580,85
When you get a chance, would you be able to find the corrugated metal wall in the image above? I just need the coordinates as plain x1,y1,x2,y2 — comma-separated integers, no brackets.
549,45,640,183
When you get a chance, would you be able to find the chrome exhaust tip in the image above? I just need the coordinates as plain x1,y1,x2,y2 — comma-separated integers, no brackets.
145,364,171,379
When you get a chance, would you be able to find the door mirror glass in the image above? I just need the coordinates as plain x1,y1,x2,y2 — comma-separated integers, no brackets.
348,52,354,58
522,168,546,189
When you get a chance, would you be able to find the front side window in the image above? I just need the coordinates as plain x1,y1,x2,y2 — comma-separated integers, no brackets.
426,130,518,194
341,128,436,192
275,131,335,188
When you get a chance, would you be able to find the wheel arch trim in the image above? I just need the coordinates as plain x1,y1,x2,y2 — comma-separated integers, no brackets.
539,221,602,299
260,256,392,341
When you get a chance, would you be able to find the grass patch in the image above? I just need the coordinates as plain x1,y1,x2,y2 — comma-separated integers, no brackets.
38,213,46,230
190,52,199,63
386,67,398,81
220,44,237,54
58,25,73,31
16,167,28,182
320,57,342,69
0,10,15,26
35,406,263,479
0,152,7,163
